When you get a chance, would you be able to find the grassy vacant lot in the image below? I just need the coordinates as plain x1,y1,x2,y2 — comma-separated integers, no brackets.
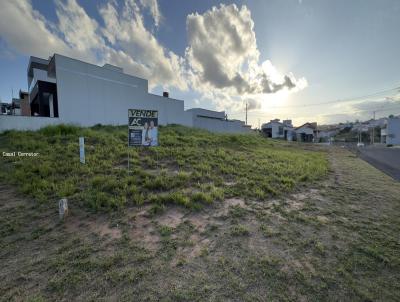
1,125,400,301
0,124,327,210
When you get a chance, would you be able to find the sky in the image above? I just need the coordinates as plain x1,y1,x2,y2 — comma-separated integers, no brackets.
1,0,400,127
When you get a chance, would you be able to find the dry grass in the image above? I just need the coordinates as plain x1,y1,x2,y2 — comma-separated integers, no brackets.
1,128,400,301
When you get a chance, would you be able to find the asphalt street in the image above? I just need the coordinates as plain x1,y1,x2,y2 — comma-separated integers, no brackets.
356,146,400,181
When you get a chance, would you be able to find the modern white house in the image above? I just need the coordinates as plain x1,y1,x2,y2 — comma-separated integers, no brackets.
381,117,400,145
261,119,294,141
0,54,250,134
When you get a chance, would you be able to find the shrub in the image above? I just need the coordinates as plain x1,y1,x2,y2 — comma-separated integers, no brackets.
191,192,213,204
230,224,250,236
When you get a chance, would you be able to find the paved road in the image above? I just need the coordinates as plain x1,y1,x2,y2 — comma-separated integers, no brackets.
356,146,400,181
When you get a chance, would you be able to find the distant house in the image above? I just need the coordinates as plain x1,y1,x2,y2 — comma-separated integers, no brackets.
10,91,30,116
18,90,30,116
295,122,318,142
381,117,400,145
0,103,11,115
318,129,338,142
261,119,294,141
10,98,21,116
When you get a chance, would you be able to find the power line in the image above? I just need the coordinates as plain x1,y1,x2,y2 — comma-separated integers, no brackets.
229,103,400,121
271,86,400,109
228,85,400,116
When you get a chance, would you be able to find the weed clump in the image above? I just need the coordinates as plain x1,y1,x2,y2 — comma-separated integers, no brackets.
230,224,250,236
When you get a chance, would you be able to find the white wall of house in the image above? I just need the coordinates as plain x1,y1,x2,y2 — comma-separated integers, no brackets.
295,126,314,136
262,121,294,140
295,126,315,142
193,117,250,133
0,115,61,131
184,109,250,133
262,122,284,138
30,68,56,91
386,117,400,145
54,54,188,127
186,108,225,120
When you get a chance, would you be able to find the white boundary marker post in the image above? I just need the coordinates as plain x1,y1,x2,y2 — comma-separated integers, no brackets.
79,137,85,164
59,198,68,219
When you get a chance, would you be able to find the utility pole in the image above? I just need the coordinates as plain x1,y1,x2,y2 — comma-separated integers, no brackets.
245,101,248,125
372,110,376,145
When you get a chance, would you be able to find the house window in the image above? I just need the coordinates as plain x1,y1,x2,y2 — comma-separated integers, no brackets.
278,126,283,135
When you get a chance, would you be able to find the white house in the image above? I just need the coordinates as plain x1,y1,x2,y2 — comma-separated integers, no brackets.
294,122,317,142
381,117,400,145
0,54,250,134
261,119,294,141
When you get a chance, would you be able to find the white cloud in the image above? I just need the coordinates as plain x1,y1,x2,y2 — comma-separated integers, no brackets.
0,1,306,114
140,0,162,28
0,0,69,58
98,0,187,89
185,3,307,111
55,0,105,54
0,0,186,91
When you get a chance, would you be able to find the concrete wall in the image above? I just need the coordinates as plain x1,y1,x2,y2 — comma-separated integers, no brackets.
0,115,62,132
192,115,250,133
387,118,400,145
54,54,186,127
186,108,225,119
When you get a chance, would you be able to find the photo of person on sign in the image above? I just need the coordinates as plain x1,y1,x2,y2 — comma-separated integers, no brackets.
142,122,150,146
142,120,158,146
149,120,158,146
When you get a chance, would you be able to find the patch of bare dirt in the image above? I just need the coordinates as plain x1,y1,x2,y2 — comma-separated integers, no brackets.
158,208,185,228
65,215,122,240
0,185,26,209
129,208,160,252
186,212,211,233
215,197,249,217
171,234,211,266
285,199,304,211
280,258,316,277
225,198,246,207
285,188,325,211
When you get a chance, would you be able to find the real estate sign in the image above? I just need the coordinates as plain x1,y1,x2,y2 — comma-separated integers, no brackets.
128,109,158,147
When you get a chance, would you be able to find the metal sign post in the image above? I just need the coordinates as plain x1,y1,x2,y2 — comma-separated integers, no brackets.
127,132,130,175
